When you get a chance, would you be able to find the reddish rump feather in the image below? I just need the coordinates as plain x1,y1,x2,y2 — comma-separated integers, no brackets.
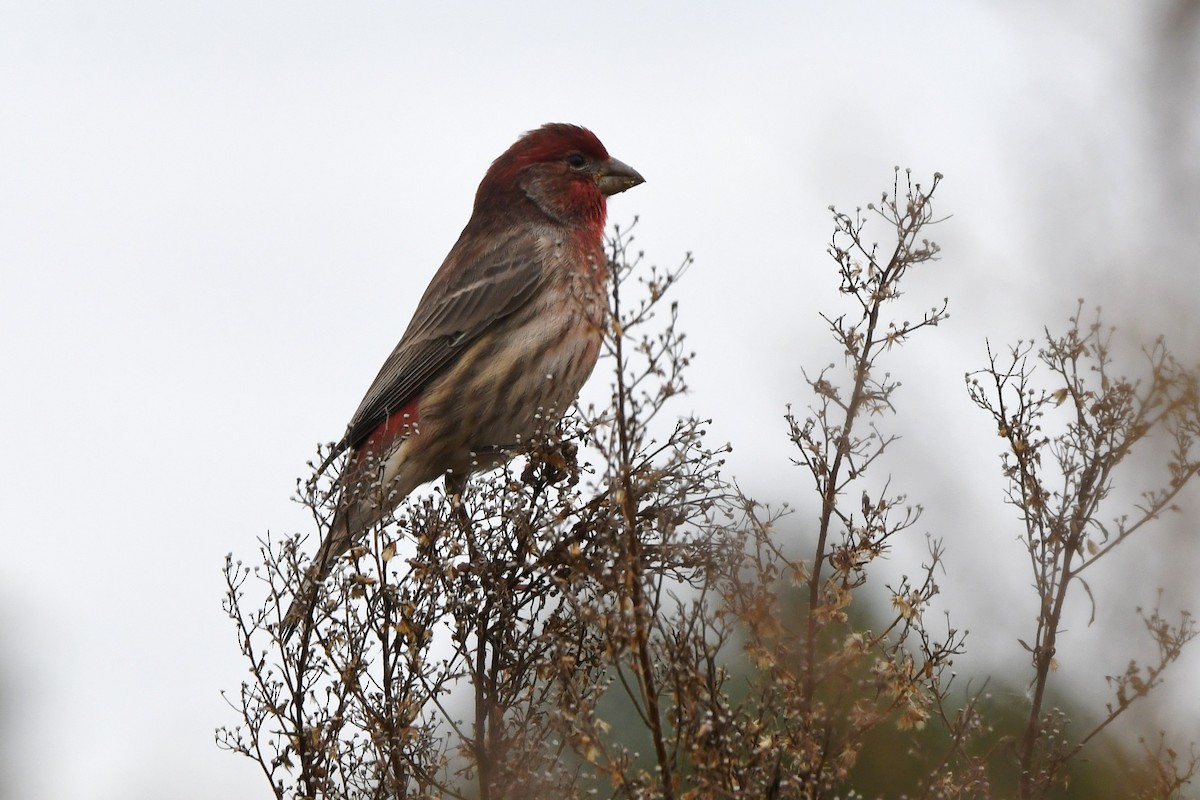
344,398,421,484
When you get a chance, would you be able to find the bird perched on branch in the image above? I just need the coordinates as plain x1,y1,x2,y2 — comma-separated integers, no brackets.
282,124,644,638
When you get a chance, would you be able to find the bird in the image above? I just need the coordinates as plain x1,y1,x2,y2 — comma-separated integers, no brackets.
281,123,644,639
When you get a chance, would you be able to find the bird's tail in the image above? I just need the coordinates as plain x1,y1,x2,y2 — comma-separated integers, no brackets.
279,511,354,641
281,449,408,641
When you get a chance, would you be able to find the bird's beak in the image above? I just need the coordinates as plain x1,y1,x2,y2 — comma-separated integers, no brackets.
595,157,645,196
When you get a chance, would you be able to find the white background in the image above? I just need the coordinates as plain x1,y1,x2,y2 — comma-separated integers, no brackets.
2,2,1198,798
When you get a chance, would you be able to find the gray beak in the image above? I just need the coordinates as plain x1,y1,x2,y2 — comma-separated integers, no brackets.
595,157,645,196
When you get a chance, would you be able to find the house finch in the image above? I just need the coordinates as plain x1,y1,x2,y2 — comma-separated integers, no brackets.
282,123,644,638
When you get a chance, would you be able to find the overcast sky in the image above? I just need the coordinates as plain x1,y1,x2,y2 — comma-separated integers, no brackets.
2,2,1198,798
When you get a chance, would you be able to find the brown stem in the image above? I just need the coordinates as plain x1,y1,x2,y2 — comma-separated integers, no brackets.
1018,447,1109,797
610,255,676,799
804,234,904,705
473,598,494,800
452,493,493,800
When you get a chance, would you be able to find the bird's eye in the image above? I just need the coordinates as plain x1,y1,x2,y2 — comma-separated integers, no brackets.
565,153,587,169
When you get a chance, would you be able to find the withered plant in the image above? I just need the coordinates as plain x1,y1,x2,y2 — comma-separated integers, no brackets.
968,305,1200,798
220,172,1200,799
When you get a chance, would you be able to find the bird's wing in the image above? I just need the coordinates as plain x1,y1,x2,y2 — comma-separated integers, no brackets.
338,227,547,452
